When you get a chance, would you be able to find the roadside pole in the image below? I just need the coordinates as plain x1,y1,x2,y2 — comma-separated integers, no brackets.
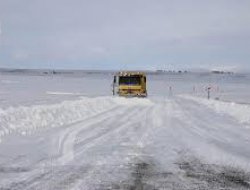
207,87,211,100
169,86,173,97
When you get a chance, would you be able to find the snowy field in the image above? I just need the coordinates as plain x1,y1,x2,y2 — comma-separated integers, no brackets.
1,71,250,189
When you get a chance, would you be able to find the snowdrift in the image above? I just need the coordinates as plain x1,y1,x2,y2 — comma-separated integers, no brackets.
0,97,153,143
180,95,250,126
0,97,115,142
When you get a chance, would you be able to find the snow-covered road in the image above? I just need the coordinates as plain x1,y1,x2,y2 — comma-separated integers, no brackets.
0,96,250,190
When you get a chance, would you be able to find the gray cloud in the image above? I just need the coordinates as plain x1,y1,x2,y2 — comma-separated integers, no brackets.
0,0,250,70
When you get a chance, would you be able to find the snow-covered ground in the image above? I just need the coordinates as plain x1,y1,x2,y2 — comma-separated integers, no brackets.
1,72,250,189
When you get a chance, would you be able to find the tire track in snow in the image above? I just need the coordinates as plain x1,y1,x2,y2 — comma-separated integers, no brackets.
73,106,146,159
57,105,131,165
56,106,119,150
120,102,166,157
7,105,150,190
71,106,153,189
176,97,250,145
173,97,250,166
68,98,250,189
56,106,121,164
0,106,121,190
73,99,194,189
41,106,149,190
4,107,124,190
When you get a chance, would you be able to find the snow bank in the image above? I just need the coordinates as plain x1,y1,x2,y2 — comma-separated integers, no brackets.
0,97,116,143
180,95,250,126
1,80,20,84
0,96,154,143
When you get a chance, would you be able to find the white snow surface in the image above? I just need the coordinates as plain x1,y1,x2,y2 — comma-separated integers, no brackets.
1,72,250,189
180,95,250,126
0,97,116,143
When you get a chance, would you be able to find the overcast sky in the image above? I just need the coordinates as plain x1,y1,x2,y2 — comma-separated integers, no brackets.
0,0,249,71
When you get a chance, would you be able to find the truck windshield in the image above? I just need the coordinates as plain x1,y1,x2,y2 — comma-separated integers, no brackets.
119,76,141,85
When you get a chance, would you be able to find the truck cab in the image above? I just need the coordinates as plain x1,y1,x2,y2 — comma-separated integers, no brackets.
113,71,147,97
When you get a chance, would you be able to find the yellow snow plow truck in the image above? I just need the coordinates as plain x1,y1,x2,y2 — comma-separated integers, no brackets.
112,71,147,97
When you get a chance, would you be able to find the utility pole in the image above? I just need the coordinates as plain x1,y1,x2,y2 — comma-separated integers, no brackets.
169,86,173,97
207,87,211,100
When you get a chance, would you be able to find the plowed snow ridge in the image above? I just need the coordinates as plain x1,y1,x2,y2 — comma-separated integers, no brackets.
180,95,250,126
0,97,153,143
